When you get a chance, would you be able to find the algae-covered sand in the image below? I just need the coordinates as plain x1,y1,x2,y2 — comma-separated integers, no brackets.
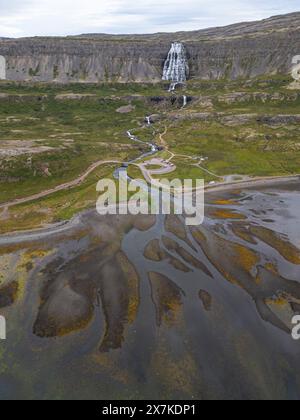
0,182,300,399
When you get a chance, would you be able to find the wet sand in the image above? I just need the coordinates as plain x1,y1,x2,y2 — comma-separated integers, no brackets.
0,182,300,400
205,174,300,193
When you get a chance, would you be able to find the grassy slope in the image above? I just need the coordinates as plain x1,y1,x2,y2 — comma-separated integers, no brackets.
0,76,299,232
159,76,300,180
0,88,159,202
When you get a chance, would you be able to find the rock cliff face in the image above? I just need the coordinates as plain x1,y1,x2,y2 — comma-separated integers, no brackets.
0,12,299,83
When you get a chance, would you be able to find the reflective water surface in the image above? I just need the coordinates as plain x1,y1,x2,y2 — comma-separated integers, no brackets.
0,181,300,400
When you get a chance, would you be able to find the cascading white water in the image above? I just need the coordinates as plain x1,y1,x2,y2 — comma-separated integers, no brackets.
168,83,177,92
162,42,189,92
127,130,158,154
182,95,187,108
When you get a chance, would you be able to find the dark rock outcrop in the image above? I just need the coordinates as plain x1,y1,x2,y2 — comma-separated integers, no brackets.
168,112,300,126
0,12,299,83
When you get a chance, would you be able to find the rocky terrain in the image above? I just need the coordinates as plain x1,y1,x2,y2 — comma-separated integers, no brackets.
0,12,299,83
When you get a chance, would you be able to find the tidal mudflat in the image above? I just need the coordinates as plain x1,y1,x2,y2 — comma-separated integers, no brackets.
0,181,300,400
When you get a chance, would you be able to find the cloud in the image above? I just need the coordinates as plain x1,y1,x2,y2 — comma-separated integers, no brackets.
0,0,298,37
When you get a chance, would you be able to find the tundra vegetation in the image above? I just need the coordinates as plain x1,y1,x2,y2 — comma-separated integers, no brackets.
0,74,299,232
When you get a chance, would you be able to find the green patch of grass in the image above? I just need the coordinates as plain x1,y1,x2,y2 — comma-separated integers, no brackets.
0,80,165,96
0,92,156,202
163,119,300,179
185,74,294,96
1,76,300,232
0,163,117,233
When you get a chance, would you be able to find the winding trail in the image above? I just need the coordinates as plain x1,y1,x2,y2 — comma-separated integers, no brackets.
1,123,299,212
0,159,122,210
158,126,168,149
1,98,300,243
193,161,224,179
204,174,300,193
0,120,160,211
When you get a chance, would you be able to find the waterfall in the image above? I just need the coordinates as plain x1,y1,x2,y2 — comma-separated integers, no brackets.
127,131,136,141
168,83,177,93
182,95,187,108
162,42,189,92
127,130,158,154
145,116,151,126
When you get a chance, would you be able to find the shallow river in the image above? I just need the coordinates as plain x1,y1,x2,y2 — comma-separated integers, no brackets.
0,181,300,399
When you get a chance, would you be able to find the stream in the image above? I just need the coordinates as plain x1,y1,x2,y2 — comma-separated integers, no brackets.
1,179,300,399
1,56,300,399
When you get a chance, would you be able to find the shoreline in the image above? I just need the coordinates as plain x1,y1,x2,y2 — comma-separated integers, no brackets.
0,159,121,211
0,174,299,245
205,174,300,194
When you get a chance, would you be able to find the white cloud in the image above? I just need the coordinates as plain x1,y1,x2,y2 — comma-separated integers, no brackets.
0,0,298,37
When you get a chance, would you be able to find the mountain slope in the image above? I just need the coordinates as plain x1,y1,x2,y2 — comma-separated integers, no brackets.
0,12,299,83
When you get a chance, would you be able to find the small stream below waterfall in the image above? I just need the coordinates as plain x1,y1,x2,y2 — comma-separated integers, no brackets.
113,123,159,181
1,58,300,399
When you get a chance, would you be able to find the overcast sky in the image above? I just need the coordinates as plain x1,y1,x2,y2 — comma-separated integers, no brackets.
0,0,298,38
